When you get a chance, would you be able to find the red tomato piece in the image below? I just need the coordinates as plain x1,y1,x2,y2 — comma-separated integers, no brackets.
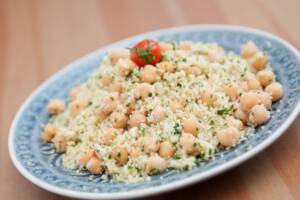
88,150,98,158
130,39,162,67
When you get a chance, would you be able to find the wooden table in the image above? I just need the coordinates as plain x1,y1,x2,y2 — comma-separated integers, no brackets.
1,0,299,199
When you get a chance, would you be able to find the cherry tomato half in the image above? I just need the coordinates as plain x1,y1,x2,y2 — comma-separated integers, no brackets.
130,39,162,67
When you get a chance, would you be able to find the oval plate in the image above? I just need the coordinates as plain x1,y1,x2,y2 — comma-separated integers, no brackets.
9,25,300,199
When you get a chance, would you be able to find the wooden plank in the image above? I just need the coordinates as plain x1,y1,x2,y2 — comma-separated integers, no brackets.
161,0,189,25
32,0,111,77
215,0,281,34
255,0,300,48
178,0,225,24
0,0,5,124
0,0,52,199
97,0,174,41
266,119,300,198
161,169,252,200
239,153,294,200
1,0,299,199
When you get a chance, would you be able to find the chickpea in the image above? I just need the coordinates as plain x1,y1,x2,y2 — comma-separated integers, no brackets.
223,83,241,100
185,65,201,75
241,41,257,58
170,101,183,112
128,111,146,127
102,128,117,145
109,90,121,101
158,61,176,73
247,78,262,91
95,108,108,123
233,104,248,124
179,41,193,51
249,105,270,126
111,146,129,165
70,100,87,117
252,53,268,71
217,127,241,147
240,91,259,113
136,83,154,99
108,49,130,64
107,91,119,101
150,107,167,124
257,70,275,87
47,99,65,115
187,66,202,76
111,112,128,129
52,133,67,153
130,148,140,158
146,155,167,174
199,90,217,107
208,47,224,64
227,117,244,131
86,157,103,174
102,92,120,115
140,65,160,84
159,141,175,158
159,42,173,53
185,89,194,96
257,91,272,109
125,101,136,115
245,72,256,81
117,59,136,77
179,133,198,155
69,86,81,100
182,118,200,136
142,136,159,154
101,75,113,86
76,150,95,166
41,124,57,142
241,81,249,92
108,82,123,93
265,82,283,102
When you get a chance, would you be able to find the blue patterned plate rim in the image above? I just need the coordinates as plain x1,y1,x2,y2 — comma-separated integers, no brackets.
8,25,300,199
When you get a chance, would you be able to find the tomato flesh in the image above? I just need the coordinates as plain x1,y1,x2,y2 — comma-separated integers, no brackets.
130,39,162,67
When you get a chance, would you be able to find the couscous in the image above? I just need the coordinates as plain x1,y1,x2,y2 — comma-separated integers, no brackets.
41,39,283,183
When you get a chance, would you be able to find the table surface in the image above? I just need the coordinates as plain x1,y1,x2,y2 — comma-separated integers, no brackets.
1,0,300,199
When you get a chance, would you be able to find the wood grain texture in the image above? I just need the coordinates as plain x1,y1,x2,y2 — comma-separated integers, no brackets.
0,0,299,199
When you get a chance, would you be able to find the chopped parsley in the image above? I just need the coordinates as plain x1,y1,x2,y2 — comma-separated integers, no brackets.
139,126,146,135
70,143,77,147
172,155,181,160
217,105,234,115
172,122,182,135
168,40,177,50
132,68,140,76
124,135,129,141
135,167,141,173
133,47,155,64
161,55,168,61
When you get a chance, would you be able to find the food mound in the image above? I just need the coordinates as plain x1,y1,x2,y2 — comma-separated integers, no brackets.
41,39,283,183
